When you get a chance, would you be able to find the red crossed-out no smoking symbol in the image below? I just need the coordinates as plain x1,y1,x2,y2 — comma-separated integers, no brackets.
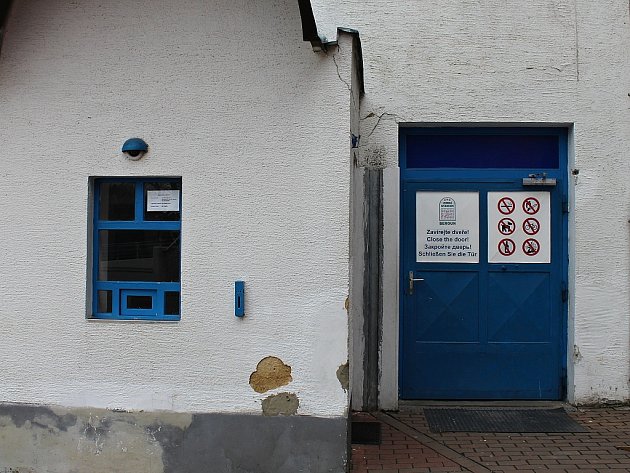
523,197,540,215
498,218,516,235
522,218,540,235
498,238,516,256
523,238,540,256
498,197,515,215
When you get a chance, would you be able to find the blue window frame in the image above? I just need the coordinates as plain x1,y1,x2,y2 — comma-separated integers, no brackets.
91,177,181,320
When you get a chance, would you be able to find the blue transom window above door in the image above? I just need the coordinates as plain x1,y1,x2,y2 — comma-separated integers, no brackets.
401,128,562,170
91,178,182,320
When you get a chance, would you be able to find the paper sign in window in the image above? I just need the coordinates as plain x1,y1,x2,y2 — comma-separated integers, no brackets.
147,190,180,212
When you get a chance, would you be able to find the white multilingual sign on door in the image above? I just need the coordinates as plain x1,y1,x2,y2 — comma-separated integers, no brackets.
487,192,550,263
416,192,479,263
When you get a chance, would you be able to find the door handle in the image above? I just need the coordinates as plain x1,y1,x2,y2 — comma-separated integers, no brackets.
408,271,424,295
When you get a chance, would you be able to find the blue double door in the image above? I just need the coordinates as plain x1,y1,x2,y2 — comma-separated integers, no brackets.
399,129,567,400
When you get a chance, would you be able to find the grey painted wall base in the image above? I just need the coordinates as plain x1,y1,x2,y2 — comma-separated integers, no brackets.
0,403,348,473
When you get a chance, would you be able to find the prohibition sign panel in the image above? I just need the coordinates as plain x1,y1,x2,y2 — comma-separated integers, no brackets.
498,197,515,215
498,218,516,235
487,192,550,263
523,238,540,256
498,238,516,256
523,218,540,235
522,197,541,215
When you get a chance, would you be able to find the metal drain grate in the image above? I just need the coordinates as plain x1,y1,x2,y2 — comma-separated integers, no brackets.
351,421,382,445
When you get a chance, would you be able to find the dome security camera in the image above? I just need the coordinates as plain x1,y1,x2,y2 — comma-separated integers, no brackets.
122,138,148,161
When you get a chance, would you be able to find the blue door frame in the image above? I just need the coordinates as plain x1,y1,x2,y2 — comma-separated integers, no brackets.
399,127,568,400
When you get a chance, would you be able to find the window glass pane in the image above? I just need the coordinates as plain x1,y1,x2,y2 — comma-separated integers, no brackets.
164,291,180,315
127,295,153,309
144,182,181,221
99,182,135,220
97,290,112,313
98,230,180,282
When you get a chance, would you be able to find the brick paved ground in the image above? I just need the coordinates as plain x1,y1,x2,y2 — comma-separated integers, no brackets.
351,407,630,473
351,412,465,472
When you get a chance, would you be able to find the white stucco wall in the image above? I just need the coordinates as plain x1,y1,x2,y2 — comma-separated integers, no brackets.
312,0,630,404
0,0,353,416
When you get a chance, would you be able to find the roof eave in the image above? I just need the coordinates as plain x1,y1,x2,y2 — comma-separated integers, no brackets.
297,0,325,51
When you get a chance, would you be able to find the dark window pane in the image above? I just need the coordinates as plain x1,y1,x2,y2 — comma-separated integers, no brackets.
405,134,560,169
127,295,153,309
164,291,180,315
99,182,135,220
98,230,180,282
144,182,181,221
97,290,112,313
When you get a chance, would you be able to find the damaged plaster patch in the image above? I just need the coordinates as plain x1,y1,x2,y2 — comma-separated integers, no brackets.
336,362,349,392
361,145,388,169
261,393,299,416
574,344,583,362
249,356,292,393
